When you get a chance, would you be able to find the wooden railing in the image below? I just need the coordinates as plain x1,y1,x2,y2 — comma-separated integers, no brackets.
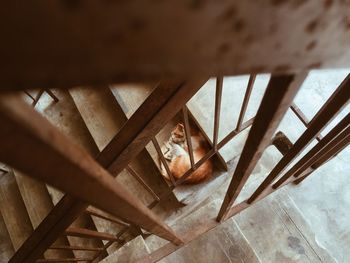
0,73,349,263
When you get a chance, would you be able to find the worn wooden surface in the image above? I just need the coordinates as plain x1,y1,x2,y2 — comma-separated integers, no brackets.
2,1,350,88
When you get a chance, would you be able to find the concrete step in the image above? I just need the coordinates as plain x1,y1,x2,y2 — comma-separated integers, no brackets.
0,207,14,262
14,170,74,259
69,86,178,256
100,235,150,263
69,87,177,209
0,170,33,250
145,198,261,263
33,89,108,259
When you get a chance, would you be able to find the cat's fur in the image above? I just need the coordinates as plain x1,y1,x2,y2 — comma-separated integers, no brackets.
160,123,213,184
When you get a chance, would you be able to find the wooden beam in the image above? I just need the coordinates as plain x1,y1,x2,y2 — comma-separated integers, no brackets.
2,2,350,89
64,227,119,241
6,79,206,263
290,103,322,141
248,75,350,203
213,77,223,150
36,258,92,263
49,245,103,252
182,106,195,169
85,207,129,227
100,78,208,174
294,128,350,184
217,73,308,221
235,75,255,131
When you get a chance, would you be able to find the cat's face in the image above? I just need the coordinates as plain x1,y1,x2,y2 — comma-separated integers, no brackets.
171,123,186,143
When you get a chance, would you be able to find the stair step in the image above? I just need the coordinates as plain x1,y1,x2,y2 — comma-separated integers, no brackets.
145,198,260,263
0,209,14,262
233,188,336,263
69,86,178,209
33,89,108,259
100,235,150,263
14,170,74,259
65,227,121,242
110,84,229,208
0,170,33,250
68,87,144,252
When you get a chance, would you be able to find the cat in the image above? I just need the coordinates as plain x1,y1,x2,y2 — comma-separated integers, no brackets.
160,123,213,184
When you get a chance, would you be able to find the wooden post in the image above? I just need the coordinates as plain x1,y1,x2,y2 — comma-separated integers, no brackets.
213,77,223,150
235,75,255,131
217,73,308,222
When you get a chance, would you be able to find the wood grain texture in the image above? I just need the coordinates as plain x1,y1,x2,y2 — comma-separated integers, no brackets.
1,1,350,89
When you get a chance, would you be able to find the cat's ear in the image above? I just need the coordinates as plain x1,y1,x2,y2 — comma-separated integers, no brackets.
178,123,184,129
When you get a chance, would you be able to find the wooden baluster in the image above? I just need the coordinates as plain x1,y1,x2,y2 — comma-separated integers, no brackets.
217,73,308,222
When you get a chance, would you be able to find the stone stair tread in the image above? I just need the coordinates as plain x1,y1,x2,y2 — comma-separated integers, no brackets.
33,89,108,259
0,170,33,250
100,236,150,263
146,198,261,263
0,209,14,262
232,188,336,263
14,170,74,259
69,87,175,208
69,87,160,255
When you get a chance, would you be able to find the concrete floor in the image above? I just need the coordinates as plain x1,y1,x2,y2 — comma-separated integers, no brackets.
171,69,350,263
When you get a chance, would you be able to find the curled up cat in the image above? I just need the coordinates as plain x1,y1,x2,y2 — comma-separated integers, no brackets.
160,123,213,184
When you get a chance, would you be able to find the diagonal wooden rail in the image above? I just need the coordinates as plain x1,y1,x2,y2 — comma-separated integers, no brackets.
1,78,207,263
217,73,308,221
0,93,182,259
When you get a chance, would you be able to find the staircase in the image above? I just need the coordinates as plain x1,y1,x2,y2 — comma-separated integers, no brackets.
0,85,337,263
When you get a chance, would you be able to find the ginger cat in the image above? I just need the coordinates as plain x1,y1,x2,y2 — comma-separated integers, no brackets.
160,123,213,184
